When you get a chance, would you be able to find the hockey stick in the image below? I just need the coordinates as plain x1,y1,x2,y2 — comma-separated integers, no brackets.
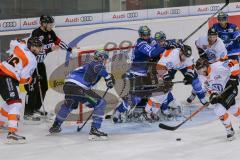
36,68,47,119
159,103,209,131
183,0,229,43
77,87,109,132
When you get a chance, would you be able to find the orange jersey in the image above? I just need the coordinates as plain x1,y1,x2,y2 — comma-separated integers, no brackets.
0,40,37,84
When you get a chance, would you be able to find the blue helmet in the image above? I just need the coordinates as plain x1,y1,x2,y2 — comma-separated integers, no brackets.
138,26,151,36
155,31,166,41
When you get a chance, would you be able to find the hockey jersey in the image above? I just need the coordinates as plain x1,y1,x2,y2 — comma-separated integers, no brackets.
195,36,227,63
157,48,194,71
130,38,165,75
0,40,37,84
65,60,109,89
31,27,70,63
205,60,240,94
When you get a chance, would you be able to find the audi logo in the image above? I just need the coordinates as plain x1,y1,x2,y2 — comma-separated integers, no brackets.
170,9,181,14
210,6,220,11
2,21,17,28
80,16,93,22
127,12,138,18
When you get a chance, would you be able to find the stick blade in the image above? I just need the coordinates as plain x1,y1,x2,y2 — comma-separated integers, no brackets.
159,123,179,131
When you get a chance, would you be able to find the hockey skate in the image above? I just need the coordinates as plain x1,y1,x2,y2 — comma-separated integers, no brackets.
186,92,196,103
144,112,160,123
48,122,62,135
5,132,26,144
23,114,42,125
226,128,235,141
88,127,108,141
112,110,127,123
161,109,174,120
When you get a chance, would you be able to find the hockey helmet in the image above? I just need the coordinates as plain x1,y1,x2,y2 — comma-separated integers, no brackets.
93,50,109,61
27,37,43,49
195,58,209,70
155,31,166,41
40,15,55,24
208,28,218,36
181,45,192,57
217,11,228,21
138,26,151,36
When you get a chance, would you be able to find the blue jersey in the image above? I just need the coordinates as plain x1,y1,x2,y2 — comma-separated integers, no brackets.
212,23,238,43
213,23,239,56
130,37,165,75
65,60,109,89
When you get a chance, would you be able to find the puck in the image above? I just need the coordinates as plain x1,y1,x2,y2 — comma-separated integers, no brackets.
176,138,181,141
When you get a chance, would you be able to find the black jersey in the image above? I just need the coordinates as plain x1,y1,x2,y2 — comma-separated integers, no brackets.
31,27,70,63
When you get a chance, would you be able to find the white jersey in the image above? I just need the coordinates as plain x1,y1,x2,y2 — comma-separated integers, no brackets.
0,40,37,84
195,36,227,63
205,60,240,94
157,48,194,70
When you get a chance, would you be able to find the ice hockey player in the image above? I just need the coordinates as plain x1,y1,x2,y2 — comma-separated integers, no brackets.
0,37,42,143
212,11,240,60
112,26,165,123
195,58,240,141
49,50,114,140
24,15,73,123
186,28,227,103
157,45,207,106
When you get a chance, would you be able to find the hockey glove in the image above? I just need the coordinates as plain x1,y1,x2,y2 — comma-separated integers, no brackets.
209,93,221,104
183,72,194,85
163,72,173,82
67,47,72,52
105,74,115,89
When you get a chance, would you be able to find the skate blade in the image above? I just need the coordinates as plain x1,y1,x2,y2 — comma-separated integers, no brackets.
23,120,42,125
4,139,27,144
88,135,108,141
227,136,235,141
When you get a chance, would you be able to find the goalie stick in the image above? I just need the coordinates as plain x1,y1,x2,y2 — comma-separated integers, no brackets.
159,103,209,131
183,0,229,43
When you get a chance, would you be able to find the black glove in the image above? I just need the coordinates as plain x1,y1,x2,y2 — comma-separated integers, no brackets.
163,73,172,82
209,93,221,104
228,75,239,87
105,74,115,89
184,72,194,85
67,47,72,52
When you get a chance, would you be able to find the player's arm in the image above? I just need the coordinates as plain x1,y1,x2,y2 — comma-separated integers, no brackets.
19,60,37,84
195,39,207,59
138,42,165,58
96,64,115,89
51,31,72,52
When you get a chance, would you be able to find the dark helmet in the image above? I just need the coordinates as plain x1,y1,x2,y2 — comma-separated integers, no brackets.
217,11,228,21
155,31,166,41
208,28,218,36
40,15,54,24
27,37,43,49
138,26,151,36
93,50,109,61
195,58,209,70
181,45,192,57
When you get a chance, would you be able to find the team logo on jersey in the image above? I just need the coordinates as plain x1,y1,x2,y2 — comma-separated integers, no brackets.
39,36,44,42
228,29,234,33
214,75,221,80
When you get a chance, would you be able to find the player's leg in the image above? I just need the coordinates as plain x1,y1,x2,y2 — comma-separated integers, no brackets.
49,82,82,133
0,103,9,129
214,103,235,141
0,76,26,143
180,69,207,105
